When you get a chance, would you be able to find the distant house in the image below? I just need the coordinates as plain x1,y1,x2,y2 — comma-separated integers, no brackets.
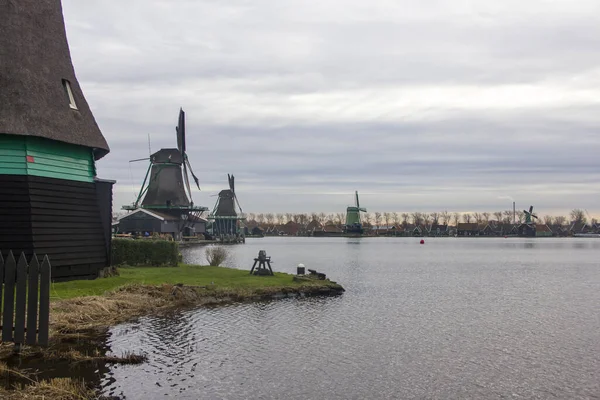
306,220,323,235
535,224,553,237
323,224,343,233
497,223,518,236
372,225,400,236
549,224,568,237
116,209,206,237
244,225,264,236
280,221,301,236
569,222,590,235
480,222,499,236
456,223,479,236
264,226,279,236
428,224,449,236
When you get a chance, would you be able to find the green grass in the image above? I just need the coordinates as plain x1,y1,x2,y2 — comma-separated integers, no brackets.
50,265,328,300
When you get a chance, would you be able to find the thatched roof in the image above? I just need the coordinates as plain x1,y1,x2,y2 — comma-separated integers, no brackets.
0,0,109,159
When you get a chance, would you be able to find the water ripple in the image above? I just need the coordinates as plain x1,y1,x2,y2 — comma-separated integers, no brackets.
102,238,600,399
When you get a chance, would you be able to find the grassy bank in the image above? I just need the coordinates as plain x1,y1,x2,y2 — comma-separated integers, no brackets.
46,265,344,336
1,264,343,399
51,264,335,299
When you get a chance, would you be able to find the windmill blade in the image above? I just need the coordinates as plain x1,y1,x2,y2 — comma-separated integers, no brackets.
228,174,235,193
234,193,243,214
186,159,200,190
355,191,360,208
523,210,529,214
176,108,186,155
183,161,192,201
529,205,533,213
531,214,538,219
129,157,150,163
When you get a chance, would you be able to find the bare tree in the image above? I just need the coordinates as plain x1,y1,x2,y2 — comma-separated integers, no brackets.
299,213,309,226
452,212,460,227
410,212,421,225
473,212,482,224
374,212,382,228
335,213,345,225
422,213,431,225
441,211,450,225
516,211,525,223
392,212,400,225
462,213,472,223
363,213,373,225
318,212,327,223
554,216,567,226
285,213,294,224
256,213,265,224
401,213,410,226
543,215,553,225
503,210,513,224
482,212,490,222
310,213,319,222
570,209,587,224
276,213,284,224
248,213,256,222
383,212,391,227
265,213,275,226
430,212,439,224
493,211,502,223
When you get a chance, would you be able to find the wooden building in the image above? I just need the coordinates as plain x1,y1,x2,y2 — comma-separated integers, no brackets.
0,1,113,281
115,209,206,237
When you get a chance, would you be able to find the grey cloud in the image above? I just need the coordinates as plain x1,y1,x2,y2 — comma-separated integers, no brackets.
60,0,600,216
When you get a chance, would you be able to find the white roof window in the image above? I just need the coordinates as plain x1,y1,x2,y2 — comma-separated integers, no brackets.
62,79,78,110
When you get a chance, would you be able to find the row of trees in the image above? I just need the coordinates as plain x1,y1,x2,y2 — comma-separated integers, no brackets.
245,209,595,227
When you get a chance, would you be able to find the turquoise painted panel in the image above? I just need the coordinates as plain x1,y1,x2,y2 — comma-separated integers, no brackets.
0,135,96,182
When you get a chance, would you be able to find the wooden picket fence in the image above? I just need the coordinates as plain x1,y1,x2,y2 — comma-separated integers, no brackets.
0,251,51,347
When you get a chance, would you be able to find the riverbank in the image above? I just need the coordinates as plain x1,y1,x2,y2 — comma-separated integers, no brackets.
0,265,344,399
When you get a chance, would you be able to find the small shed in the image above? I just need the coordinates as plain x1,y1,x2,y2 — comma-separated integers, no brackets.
115,209,206,239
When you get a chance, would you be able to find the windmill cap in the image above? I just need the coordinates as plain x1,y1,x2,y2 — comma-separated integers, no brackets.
297,263,305,268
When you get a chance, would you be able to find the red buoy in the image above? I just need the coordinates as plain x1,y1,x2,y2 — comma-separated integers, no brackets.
420,239,425,244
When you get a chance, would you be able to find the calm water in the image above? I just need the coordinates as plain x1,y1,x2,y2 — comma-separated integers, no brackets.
102,237,600,399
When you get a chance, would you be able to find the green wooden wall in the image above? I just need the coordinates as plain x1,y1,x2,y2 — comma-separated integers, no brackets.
0,135,95,182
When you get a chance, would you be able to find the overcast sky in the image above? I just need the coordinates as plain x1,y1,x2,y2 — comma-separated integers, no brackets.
62,0,600,217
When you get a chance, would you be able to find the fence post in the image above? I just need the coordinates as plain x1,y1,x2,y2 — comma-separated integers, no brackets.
2,251,16,342
26,255,40,346
0,252,4,324
38,255,51,347
14,253,28,344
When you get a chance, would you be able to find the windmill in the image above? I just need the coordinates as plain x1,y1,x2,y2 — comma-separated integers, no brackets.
344,191,367,235
523,205,538,224
121,109,208,239
518,205,538,237
208,174,246,240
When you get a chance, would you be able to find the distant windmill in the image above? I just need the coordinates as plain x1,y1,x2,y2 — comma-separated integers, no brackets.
344,191,367,235
519,205,538,237
523,205,538,224
208,174,246,238
121,109,208,238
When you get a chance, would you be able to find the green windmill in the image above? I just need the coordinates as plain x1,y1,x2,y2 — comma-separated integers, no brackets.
524,205,538,224
519,205,538,237
344,191,367,234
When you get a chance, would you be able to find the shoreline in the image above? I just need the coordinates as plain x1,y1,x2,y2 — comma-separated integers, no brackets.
0,266,344,399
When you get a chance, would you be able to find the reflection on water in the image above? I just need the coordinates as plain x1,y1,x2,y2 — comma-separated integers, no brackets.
103,238,600,399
